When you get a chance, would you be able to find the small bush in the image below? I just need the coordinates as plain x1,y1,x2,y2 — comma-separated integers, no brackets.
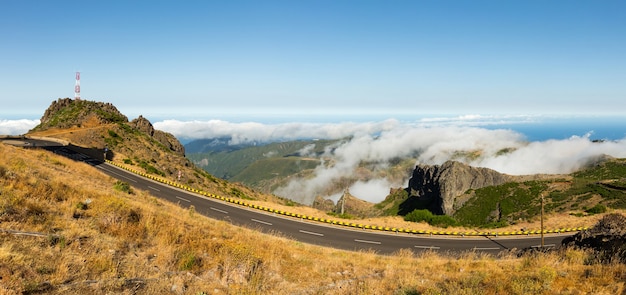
429,214,459,228
586,204,607,214
76,202,88,210
178,251,201,271
404,209,433,223
108,130,120,138
405,209,458,228
114,180,133,194
326,212,355,219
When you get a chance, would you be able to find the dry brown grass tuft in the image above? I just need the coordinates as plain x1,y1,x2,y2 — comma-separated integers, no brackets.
1,143,625,294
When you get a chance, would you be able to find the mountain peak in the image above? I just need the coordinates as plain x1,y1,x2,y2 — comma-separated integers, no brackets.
33,98,128,131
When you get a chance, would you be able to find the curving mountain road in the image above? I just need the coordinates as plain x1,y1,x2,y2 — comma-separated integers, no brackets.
4,138,575,255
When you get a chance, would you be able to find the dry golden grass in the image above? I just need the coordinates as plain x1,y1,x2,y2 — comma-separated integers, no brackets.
1,143,625,294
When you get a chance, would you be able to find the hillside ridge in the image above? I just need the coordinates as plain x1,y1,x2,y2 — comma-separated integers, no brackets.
26,98,277,203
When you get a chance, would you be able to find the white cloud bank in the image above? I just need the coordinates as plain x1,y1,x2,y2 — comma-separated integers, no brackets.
0,119,39,135
155,119,401,144
156,116,626,204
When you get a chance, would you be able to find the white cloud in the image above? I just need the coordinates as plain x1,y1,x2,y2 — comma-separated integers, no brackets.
154,119,400,144
0,119,39,135
348,179,397,203
155,116,626,204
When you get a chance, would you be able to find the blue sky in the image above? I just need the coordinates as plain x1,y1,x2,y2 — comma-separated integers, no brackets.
1,0,625,120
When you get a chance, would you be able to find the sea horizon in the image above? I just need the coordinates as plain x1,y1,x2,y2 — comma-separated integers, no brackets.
2,113,625,143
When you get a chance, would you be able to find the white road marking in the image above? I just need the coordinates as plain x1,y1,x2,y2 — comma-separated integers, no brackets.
415,245,441,250
354,239,381,245
299,230,324,237
148,186,160,191
472,247,500,251
176,196,190,203
210,207,228,214
98,167,137,182
252,219,273,226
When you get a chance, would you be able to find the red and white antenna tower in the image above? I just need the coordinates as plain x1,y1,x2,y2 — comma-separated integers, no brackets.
74,72,81,100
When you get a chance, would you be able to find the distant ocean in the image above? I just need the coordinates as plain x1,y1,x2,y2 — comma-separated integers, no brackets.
1,113,625,142
228,114,626,142
483,117,626,142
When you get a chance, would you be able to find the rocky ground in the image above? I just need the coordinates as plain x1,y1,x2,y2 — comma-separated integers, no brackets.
563,213,626,263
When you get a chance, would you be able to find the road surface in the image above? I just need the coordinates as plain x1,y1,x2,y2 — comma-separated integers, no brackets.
3,138,574,255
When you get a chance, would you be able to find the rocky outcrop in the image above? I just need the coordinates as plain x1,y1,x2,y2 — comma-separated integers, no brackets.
35,98,128,130
312,196,335,212
333,190,377,218
33,98,184,157
563,213,626,263
312,191,378,218
130,115,185,156
406,161,514,215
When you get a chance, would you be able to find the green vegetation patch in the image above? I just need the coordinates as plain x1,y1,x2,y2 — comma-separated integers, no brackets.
230,187,252,200
404,209,458,228
113,180,133,194
453,181,547,228
326,212,355,220
137,160,165,176
231,157,319,186
550,160,626,210
375,189,409,216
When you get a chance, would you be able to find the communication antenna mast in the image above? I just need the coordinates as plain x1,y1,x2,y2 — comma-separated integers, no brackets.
74,72,81,100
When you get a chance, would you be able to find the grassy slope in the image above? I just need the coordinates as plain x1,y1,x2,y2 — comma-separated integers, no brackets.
2,143,626,294
28,116,292,207
454,159,626,228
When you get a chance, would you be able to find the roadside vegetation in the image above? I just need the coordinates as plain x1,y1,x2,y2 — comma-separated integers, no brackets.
2,142,626,294
451,159,626,229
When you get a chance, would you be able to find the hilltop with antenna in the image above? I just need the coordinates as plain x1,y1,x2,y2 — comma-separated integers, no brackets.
27,98,282,204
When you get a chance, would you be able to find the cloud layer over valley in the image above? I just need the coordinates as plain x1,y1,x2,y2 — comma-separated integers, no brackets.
0,119,39,135
156,116,626,204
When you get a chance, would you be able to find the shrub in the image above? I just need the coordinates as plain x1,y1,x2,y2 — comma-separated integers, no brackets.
114,180,133,194
326,212,355,219
404,209,458,228
76,202,88,210
429,214,459,228
586,204,607,214
404,209,433,223
178,251,201,271
108,130,120,138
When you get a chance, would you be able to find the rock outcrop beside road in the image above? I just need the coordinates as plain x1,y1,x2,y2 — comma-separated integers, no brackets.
563,213,626,263
406,161,514,215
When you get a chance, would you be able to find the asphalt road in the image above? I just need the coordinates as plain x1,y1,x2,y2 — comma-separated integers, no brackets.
4,138,575,255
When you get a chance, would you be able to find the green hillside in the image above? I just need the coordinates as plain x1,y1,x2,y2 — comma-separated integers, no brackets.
230,157,320,190
187,139,338,187
453,158,626,228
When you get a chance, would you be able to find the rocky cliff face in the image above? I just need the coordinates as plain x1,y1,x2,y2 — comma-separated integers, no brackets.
131,115,185,155
406,161,514,215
